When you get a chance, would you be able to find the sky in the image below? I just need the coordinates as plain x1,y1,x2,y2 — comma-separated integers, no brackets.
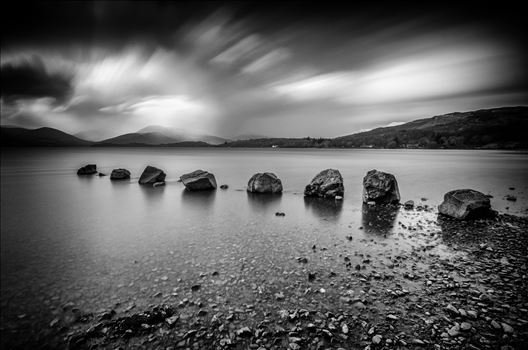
1,1,527,141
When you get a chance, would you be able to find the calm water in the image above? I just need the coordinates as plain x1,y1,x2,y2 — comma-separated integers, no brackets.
1,148,527,336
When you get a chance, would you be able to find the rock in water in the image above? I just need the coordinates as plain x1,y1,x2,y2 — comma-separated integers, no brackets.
304,169,344,199
247,172,283,193
404,200,414,209
77,164,97,175
110,168,131,180
139,166,166,185
362,169,400,204
180,170,217,191
438,189,492,220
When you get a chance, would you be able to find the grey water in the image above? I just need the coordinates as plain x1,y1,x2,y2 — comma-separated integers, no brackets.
1,148,527,329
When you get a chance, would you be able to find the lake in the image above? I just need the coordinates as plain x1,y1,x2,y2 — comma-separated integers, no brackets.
1,148,527,346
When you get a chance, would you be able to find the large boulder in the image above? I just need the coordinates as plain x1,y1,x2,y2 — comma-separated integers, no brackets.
247,172,283,193
180,170,217,191
304,169,344,199
139,166,166,185
110,168,131,180
362,170,400,204
77,164,97,175
438,189,492,220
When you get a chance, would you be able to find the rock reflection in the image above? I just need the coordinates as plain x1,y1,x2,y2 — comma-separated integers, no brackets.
361,203,398,235
140,183,166,202
181,189,216,210
246,192,282,214
303,197,343,222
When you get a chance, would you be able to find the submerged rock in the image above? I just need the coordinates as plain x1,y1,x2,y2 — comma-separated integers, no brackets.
362,169,400,204
304,169,344,199
77,164,97,175
110,168,131,180
180,170,217,191
138,166,166,185
438,189,493,220
247,172,283,193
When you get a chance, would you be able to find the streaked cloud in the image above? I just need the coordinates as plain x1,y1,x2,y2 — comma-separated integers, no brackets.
1,2,526,139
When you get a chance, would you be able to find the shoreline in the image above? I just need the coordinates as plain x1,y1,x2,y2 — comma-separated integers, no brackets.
2,212,526,349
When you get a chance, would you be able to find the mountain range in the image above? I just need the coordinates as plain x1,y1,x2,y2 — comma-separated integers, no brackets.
1,106,527,149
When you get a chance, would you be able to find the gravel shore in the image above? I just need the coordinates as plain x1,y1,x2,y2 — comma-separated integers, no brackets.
3,212,527,349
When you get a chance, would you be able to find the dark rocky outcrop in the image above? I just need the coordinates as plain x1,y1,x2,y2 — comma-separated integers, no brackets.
110,168,131,180
304,169,344,199
180,170,217,191
139,166,166,185
362,170,400,204
247,173,283,193
77,164,97,175
438,189,493,220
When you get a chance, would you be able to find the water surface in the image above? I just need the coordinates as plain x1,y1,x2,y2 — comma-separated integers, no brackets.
1,148,527,336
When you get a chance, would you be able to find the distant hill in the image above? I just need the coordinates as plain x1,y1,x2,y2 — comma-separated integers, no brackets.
221,106,528,149
97,132,178,145
3,107,527,149
1,127,92,146
136,125,229,145
332,106,528,149
94,140,213,147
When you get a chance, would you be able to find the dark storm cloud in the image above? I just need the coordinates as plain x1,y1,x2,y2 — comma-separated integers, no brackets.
1,56,73,103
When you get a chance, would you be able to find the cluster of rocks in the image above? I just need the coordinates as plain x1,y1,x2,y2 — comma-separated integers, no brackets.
78,164,499,220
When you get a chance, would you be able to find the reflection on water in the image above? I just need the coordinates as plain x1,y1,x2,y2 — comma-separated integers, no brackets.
303,197,343,221
246,192,282,214
362,203,399,235
140,183,166,201
181,188,216,209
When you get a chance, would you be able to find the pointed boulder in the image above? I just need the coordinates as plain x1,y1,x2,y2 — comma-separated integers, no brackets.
304,169,344,199
180,170,217,191
139,166,166,185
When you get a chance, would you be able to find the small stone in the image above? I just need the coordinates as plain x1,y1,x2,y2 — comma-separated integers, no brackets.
165,315,179,326
342,324,349,334
501,323,514,333
461,322,472,331
491,320,501,330
49,318,60,327
386,314,399,320
467,310,477,319
372,334,382,344
412,339,425,345
191,284,201,292
445,304,459,315
308,273,316,281
236,326,252,337
220,184,228,189
447,324,460,337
